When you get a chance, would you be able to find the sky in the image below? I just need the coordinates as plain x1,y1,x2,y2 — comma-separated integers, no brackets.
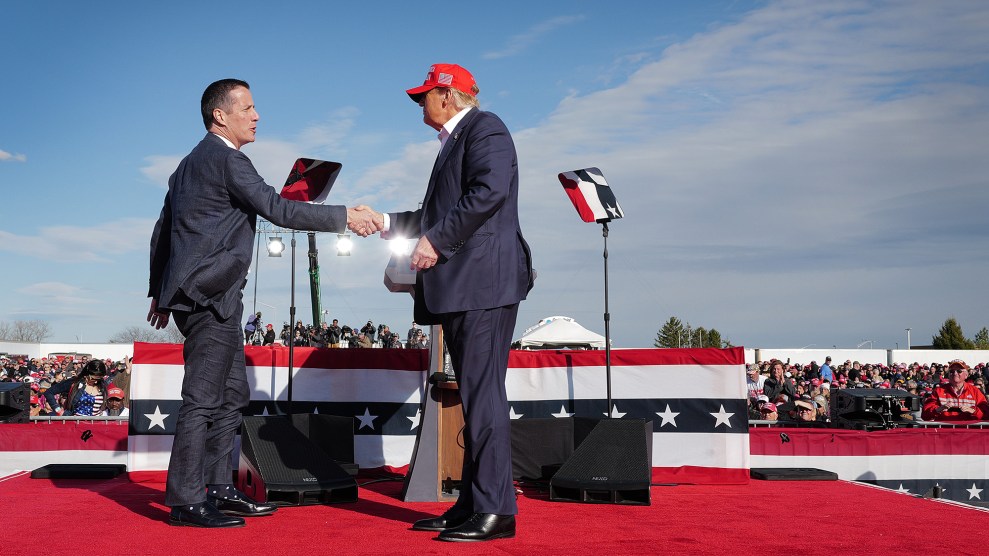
1,0,987,349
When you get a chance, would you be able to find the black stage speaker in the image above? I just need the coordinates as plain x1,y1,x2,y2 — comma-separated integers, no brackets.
0,383,29,423
831,388,920,430
511,417,574,481
550,417,653,505
237,414,357,506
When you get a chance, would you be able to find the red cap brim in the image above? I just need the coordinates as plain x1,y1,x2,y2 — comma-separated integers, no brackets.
406,84,435,102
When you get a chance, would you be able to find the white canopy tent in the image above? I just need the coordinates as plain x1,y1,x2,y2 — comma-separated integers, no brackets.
514,316,606,350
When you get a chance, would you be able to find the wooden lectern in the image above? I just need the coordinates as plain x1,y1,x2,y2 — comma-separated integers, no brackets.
401,325,466,501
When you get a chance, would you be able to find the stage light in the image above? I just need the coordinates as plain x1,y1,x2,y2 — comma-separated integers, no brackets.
336,233,353,256
389,237,412,256
267,236,285,257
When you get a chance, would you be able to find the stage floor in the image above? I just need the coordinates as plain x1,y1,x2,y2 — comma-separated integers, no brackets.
2,471,987,555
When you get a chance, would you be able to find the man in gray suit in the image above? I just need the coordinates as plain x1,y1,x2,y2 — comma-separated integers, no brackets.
148,78,378,528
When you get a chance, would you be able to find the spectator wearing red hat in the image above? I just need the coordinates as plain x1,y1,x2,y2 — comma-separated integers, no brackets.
105,386,129,417
263,323,276,346
759,402,779,422
921,360,989,421
29,395,51,417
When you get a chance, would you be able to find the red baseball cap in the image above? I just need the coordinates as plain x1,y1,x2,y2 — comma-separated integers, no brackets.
30,395,40,405
107,387,125,400
406,63,477,102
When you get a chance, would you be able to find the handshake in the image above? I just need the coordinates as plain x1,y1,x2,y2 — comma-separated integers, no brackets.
346,205,384,237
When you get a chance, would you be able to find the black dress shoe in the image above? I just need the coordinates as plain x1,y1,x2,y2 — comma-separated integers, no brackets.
208,488,277,517
169,502,245,528
437,513,515,542
411,506,472,532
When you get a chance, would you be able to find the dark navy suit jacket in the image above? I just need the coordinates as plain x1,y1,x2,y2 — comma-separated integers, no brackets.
149,133,347,320
389,109,534,324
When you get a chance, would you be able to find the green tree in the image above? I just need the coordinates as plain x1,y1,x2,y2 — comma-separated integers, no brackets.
973,327,989,350
707,328,723,349
931,317,975,349
694,326,707,347
655,317,685,348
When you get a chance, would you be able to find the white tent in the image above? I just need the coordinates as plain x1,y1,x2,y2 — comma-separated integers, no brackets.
514,316,606,350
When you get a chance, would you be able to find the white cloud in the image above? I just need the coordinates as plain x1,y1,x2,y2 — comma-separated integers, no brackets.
483,15,586,60
140,155,182,189
16,282,96,306
0,149,27,162
0,217,155,263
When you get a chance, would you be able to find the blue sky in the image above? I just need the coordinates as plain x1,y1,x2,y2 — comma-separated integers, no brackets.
1,0,987,349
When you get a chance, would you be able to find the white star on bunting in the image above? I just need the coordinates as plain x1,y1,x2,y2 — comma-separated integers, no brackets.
551,405,573,418
895,484,911,494
144,405,169,431
603,405,627,418
655,405,680,428
407,409,421,430
509,406,524,420
967,483,983,500
710,404,734,428
356,407,378,430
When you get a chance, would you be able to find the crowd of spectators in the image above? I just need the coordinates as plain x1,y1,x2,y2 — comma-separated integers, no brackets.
747,356,989,425
1,354,131,418
246,314,430,350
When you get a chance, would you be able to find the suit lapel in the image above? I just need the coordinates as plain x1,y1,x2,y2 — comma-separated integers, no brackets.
425,108,479,199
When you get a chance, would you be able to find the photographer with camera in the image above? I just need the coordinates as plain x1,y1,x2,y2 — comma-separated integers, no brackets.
244,312,262,344
361,320,376,344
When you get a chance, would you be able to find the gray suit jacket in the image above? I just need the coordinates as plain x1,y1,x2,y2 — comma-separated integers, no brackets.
149,133,346,320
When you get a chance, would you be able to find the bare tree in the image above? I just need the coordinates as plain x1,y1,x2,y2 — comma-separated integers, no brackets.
0,320,52,342
161,324,185,344
108,323,184,344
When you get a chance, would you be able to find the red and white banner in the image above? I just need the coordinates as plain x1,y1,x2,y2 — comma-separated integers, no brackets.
128,343,749,484
750,427,989,504
0,422,128,478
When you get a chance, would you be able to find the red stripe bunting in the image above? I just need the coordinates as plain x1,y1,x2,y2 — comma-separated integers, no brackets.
750,427,989,456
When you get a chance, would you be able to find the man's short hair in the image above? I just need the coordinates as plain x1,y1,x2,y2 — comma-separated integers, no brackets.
201,79,250,130
448,87,480,110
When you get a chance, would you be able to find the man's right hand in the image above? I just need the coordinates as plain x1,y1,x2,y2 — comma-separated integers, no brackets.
347,205,384,237
147,299,170,330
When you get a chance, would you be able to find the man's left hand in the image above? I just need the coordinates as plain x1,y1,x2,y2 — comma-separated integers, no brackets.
410,236,439,271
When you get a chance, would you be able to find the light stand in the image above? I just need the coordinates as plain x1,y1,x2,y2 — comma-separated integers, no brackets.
287,232,296,416
602,222,613,417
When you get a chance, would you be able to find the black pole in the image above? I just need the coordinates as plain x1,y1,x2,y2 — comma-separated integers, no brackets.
307,232,322,327
287,232,296,416
602,221,612,418
252,230,261,318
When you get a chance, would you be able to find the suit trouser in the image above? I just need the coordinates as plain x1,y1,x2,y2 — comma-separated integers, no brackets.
440,303,519,516
165,301,250,507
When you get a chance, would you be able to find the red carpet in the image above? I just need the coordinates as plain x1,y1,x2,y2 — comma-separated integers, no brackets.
2,472,987,555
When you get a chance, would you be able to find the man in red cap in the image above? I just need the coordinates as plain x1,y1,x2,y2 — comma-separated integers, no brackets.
921,359,989,421
363,63,534,542
105,386,129,417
